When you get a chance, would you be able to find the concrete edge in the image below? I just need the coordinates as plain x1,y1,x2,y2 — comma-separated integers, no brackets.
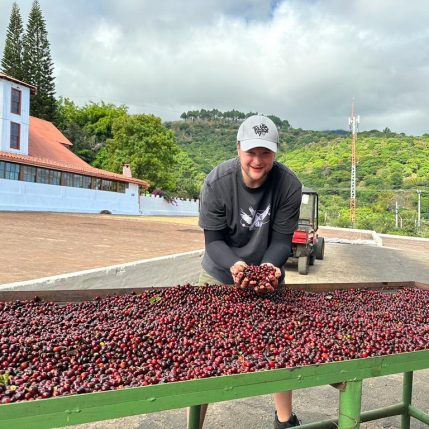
379,233,429,242
0,249,205,291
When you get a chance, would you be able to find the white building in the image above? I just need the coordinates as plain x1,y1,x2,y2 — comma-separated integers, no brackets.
0,73,148,214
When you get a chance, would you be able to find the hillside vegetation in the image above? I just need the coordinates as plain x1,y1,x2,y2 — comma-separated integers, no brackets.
55,101,428,237
168,114,429,237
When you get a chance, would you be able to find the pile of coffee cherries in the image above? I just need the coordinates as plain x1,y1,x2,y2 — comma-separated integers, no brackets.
242,264,278,292
0,285,428,403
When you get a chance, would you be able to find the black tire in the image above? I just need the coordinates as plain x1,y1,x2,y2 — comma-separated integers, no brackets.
309,253,315,265
298,256,309,275
315,237,325,260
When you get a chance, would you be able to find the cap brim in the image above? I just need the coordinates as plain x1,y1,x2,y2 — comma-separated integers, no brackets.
239,139,277,153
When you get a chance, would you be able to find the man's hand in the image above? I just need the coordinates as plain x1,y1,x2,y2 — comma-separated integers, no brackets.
230,261,248,287
260,263,281,290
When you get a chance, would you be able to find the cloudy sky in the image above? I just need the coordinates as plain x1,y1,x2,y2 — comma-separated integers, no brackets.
1,0,429,134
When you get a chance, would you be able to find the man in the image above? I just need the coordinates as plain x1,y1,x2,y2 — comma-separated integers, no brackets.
197,114,302,428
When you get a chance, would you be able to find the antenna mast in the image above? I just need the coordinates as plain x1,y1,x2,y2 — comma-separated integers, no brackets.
348,99,359,225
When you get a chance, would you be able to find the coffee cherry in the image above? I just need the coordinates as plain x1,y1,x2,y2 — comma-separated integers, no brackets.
0,285,428,402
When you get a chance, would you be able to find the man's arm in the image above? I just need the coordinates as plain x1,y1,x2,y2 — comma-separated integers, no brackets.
204,229,248,285
204,229,241,269
261,230,293,268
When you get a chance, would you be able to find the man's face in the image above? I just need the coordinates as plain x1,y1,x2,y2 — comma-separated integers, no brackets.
237,143,275,188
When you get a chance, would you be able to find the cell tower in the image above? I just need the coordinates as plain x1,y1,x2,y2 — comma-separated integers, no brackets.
348,99,359,225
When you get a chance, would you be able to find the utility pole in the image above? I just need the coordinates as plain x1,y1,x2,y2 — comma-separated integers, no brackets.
416,190,422,228
348,99,359,226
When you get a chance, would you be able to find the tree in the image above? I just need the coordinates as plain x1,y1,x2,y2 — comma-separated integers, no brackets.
22,0,56,121
1,2,24,80
173,150,205,199
96,114,179,191
55,98,128,164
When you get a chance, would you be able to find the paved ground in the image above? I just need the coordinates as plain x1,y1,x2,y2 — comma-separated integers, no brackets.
1,212,429,428
0,212,204,284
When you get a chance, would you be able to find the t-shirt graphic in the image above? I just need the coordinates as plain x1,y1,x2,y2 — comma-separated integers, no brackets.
240,204,270,230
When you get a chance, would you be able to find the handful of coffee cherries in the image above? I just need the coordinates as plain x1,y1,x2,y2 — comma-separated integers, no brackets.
239,264,280,293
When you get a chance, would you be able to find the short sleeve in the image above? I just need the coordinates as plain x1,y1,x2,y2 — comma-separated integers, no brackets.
198,181,228,230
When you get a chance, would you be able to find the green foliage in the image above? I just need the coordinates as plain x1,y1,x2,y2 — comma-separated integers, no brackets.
1,2,24,80
55,98,128,163
22,0,56,121
172,150,206,199
96,114,179,191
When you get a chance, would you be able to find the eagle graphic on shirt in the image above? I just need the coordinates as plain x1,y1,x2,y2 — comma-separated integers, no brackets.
240,204,270,230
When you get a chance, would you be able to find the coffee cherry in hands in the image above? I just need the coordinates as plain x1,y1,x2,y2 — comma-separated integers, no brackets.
242,265,278,292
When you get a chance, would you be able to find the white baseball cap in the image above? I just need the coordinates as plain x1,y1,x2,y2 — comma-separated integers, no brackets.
237,114,279,153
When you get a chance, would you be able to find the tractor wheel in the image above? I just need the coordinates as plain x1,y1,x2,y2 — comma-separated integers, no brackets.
298,256,309,275
309,253,315,265
315,237,325,260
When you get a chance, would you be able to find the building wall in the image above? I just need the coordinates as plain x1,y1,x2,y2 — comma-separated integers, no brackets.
139,194,199,216
0,179,141,215
0,79,30,155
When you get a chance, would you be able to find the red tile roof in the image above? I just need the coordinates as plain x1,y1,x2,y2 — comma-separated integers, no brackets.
0,116,149,187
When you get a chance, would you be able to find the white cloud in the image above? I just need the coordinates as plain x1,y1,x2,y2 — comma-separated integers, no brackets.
1,0,429,134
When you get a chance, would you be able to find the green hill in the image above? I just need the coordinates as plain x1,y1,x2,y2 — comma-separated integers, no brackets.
168,115,429,237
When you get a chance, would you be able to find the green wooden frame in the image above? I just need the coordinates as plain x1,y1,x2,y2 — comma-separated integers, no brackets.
1,350,428,429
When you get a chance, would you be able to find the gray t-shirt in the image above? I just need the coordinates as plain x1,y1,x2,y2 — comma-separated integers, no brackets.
199,157,302,283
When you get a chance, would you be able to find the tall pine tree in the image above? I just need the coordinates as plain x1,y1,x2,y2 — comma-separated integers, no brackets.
1,2,24,80
22,0,56,121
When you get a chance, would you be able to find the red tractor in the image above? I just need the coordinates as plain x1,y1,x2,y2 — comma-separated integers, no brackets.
290,187,325,275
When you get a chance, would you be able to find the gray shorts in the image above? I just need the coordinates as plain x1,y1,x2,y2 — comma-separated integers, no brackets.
197,269,285,287
197,269,224,286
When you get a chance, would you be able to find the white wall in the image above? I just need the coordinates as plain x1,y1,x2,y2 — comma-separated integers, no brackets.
140,194,199,216
0,78,30,155
0,179,141,215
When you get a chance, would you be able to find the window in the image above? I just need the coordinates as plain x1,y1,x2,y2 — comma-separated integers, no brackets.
50,170,61,185
11,88,21,115
10,122,20,150
36,168,50,184
21,165,37,182
101,179,112,191
0,161,5,178
5,162,20,180
73,174,84,188
117,182,126,193
36,168,60,185
82,176,92,189
62,172,73,187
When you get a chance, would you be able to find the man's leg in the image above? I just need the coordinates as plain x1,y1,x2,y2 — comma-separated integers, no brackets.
273,391,293,421
197,269,224,286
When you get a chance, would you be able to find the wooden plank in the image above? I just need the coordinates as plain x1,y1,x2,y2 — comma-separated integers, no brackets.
0,281,425,302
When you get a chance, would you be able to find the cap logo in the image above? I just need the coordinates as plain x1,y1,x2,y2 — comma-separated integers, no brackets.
252,124,269,136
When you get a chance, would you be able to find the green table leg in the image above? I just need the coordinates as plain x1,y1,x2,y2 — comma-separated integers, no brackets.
401,371,413,429
188,405,201,429
338,380,363,429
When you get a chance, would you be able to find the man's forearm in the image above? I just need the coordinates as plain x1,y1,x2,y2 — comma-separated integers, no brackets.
261,232,293,268
206,240,241,269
